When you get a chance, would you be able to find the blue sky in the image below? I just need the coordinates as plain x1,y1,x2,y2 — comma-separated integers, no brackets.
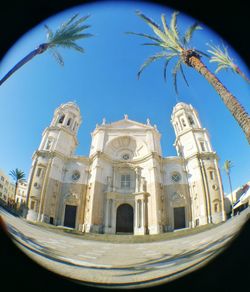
0,1,249,194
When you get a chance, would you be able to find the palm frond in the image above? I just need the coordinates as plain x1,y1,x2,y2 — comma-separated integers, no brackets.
49,48,64,66
44,24,53,41
138,51,172,79
163,58,171,81
125,31,161,43
172,59,182,94
207,43,236,71
47,14,92,50
179,63,189,87
170,11,180,40
160,14,174,43
136,11,168,43
183,23,202,46
9,168,25,181
195,49,209,58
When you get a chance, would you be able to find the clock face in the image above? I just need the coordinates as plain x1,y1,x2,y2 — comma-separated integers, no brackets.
72,170,80,181
122,154,129,160
171,172,181,183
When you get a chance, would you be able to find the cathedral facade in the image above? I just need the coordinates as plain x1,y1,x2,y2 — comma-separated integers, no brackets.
26,102,226,235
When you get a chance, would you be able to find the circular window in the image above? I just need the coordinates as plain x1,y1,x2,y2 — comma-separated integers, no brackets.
212,184,218,190
122,154,130,160
72,170,80,181
171,172,181,183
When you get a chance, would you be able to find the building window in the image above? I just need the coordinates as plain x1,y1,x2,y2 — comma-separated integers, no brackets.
30,201,35,210
45,138,53,150
36,167,42,177
1,176,4,182
214,203,219,212
209,171,214,180
67,118,71,126
171,172,181,183
200,141,206,152
34,182,40,189
121,174,131,189
58,114,65,124
188,116,195,126
72,170,80,181
181,118,186,127
122,154,130,160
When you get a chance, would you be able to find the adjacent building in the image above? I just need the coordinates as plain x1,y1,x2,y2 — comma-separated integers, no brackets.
26,101,226,235
0,169,15,203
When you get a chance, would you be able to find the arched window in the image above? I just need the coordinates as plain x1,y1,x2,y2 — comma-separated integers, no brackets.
200,141,206,152
181,118,186,127
67,118,72,126
58,114,65,124
188,116,195,126
45,138,53,150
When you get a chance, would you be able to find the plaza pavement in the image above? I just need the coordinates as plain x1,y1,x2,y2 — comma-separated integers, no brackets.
0,206,249,289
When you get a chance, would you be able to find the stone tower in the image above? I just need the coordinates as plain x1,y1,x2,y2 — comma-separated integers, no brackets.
26,102,82,222
171,103,226,226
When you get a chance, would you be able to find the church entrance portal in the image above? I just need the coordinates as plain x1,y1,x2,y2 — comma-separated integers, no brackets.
116,204,134,233
174,207,186,229
64,205,77,228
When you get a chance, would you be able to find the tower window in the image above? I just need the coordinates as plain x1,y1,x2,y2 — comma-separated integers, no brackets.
200,141,206,152
36,168,42,177
45,138,53,150
209,171,214,180
121,174,131,189
67,118,71,126
188,116,195,126
58,115,65,124
181,118,186,127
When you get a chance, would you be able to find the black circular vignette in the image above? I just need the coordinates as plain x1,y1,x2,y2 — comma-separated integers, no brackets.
0,0,249,291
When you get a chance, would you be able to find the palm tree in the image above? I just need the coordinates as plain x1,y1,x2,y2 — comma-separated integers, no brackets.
223,160,234,216
9,168,25,203
127,11,250,144
0,14,93,86
207,43,250,84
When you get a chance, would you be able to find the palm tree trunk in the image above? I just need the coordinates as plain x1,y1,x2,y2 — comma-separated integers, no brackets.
14,181,18,205
187,55,250,144
227,173,234,216
235,66,250,84
0,43,48,86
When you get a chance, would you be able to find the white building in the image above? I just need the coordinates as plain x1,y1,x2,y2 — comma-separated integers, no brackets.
26,101,226,235
16,180,28,206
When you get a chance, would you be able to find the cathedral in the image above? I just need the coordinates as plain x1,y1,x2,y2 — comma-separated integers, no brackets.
26,101,226,235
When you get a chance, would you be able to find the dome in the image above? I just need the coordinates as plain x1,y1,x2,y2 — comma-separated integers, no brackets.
60,101,80,112
172,102,191,113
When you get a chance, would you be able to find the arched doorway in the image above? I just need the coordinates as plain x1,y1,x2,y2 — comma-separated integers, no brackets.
116,204,134,233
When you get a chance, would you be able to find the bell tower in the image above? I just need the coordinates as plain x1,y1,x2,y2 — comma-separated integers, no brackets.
26,102,82,223
171,102,226,226
39,102,82,156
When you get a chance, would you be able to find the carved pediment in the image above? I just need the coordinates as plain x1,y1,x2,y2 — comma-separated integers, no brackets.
64,192,79,204
108,119,152,130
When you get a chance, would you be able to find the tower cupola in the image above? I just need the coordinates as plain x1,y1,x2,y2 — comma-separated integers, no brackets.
51,101,82,135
